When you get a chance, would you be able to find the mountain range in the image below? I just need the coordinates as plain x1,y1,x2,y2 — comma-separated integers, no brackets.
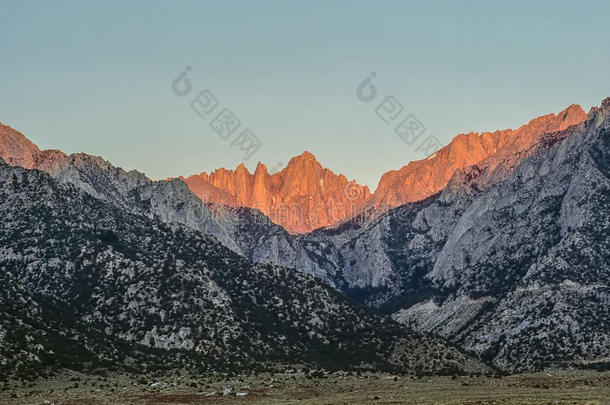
0,98,608,376
180,104,586,233
0,158,486,378
180,152,372,234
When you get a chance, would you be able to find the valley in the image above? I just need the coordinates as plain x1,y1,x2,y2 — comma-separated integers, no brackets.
2,2,609,403
1,369,608,404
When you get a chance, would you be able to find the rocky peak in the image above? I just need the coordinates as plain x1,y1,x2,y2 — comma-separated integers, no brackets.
283,151,323,176
0,123,40,169
558,104,587,129
254,161,268,175
235,162,249,174
0,103,591,237
294,150,317,160
181,151,371,233
369,103,588,209
588,97,610,130
180,105,588,233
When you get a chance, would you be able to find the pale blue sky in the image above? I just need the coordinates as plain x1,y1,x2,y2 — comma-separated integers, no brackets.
1,0,609,189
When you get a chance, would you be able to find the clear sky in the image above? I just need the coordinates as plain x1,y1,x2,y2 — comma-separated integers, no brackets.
1,0,609,189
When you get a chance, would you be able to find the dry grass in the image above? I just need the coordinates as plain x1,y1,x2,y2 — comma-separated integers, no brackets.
1,369,608,405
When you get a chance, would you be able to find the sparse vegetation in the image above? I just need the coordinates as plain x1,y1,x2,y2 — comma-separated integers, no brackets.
0,369,607,405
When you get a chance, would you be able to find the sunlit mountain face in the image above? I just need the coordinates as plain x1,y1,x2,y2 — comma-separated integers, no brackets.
2,1,610,403
177,104,587,233
1,98,609,378
1,104,587,236
179,154,369,234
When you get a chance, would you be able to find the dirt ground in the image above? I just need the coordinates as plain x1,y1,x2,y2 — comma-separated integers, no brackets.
1,369,608,405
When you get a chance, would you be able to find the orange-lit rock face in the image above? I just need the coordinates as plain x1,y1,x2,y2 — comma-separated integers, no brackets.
0,123,40,169
369,104,588,208
181,151,372,234
182,105,587,233
2,104,588,235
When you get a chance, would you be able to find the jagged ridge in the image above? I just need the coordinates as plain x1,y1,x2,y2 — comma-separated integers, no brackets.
0,159,487,378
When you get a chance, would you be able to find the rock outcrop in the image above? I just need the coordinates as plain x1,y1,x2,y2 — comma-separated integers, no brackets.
1,99,607,373
0,124,342,281
369,104,587,208
0,123,40,169
179,105,587,233
181,152,371,234
308,99,609,372
0,159,487,377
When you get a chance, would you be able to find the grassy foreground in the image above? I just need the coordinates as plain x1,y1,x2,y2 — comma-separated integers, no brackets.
1,369,608,404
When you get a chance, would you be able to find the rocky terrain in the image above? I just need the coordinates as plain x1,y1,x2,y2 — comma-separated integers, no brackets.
0,124,342,280
181,152,371,233
369,104,587,208
180,104,587,233
0,99,608,375
0,158,486,379
303,99,610,372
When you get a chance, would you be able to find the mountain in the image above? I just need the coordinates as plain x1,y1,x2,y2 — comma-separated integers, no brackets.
182,99,610,372
0,123,339,280
0,262,174,380
369,104,587,208
180,105,587,234
180,152,372,234
1,99,608,374
0,123,41,169
0,103,590,274
0,158,487,378
302,98,610,372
